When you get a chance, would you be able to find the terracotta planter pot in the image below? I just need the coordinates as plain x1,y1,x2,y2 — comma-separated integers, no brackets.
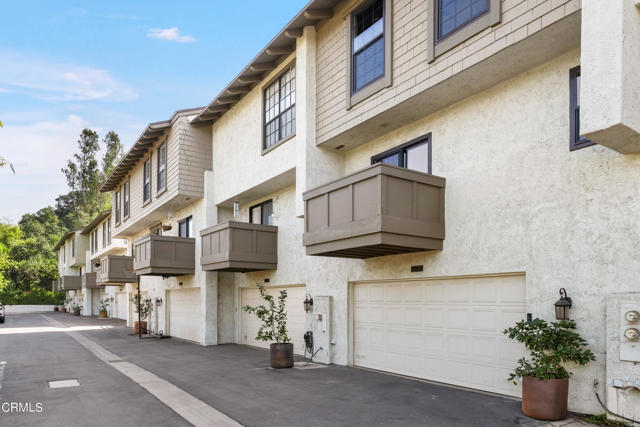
53,306,59,312
134,321,147,334
61,308,67,313
522,376,568,421
99,310,108,319
270,343,294,369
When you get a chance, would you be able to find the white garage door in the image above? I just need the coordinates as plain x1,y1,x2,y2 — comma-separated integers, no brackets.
241,285,306,356
91,289,102,316
115,292,128,320
168,288,201,343
353,275,526,397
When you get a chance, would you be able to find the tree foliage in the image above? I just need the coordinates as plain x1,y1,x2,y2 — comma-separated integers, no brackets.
243,283,291,344
504,318,595,383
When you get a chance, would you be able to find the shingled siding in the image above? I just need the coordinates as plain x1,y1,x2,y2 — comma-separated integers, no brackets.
112,114,212,237
315,0,580,145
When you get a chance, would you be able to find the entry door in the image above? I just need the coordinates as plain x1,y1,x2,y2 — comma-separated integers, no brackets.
115,292,128,320
240,285,306,355
91,289,102,316
167,288,202,343
352,275,526,397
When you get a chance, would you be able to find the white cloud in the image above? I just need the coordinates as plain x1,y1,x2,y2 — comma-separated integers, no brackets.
0,51,138,101
147,27,196,43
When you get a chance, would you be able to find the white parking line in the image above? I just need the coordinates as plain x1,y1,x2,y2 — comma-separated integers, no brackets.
41,314,241,427
0,361,6,396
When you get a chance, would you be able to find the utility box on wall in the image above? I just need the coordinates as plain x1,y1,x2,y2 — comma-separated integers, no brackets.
606,294,640,422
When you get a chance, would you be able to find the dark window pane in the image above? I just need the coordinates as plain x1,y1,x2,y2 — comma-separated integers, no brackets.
354,36,384,91
355,0,383,36
264,66,296,149
438,0,489,39
377,152,402,167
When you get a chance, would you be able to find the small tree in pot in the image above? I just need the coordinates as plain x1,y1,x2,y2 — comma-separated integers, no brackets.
504,318,595,421
243,283,293,368
71,302,82,316
130,294,152,334
98,298,110,319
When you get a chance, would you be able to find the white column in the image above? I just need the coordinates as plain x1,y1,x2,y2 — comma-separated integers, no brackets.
581,0,640,153
296,25,345,217
201,170,219,345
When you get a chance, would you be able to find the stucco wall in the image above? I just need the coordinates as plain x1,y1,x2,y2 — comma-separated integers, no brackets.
219,48,640,414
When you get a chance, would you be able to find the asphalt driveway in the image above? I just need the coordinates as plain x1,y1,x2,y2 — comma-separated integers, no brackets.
0,312,548,426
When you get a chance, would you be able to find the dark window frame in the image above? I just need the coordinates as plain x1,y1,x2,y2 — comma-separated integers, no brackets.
107,219,111,244
115,189,121,225
371,133,432,174
263,65,296,153
102,222,106,248
569,66,595,151
249,199,274,225
143,156,152,204
123,179,130,220
72,238,75,258
178,216,193,238
427,0,501,62
346,0,392,108
157,140,167,194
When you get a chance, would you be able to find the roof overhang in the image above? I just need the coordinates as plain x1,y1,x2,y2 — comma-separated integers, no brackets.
190,0,341,128
101,107,204,192
81,210,111,235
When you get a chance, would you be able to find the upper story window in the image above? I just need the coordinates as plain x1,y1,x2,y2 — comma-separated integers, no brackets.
347,0,392,108
264,66,296,151
157,141,167,193
372,134,432,174
428,0,500,62
91,229,99,254
72,238,75,257
143,157,151,203
569,66,594,151
115,189,121,225
62,246,66,263
101,223,106,248
123,180,130,219
178,216,193,238
107,220,111,244
249,200,274,226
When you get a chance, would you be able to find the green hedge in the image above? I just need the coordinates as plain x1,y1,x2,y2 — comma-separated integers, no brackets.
0,289,66,305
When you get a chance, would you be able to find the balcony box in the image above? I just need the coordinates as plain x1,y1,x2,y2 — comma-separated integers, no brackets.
60,275,82,290
133,235,195,276
82,272,100,289
303,163,446,258
97,255,136,285
200,221,278,272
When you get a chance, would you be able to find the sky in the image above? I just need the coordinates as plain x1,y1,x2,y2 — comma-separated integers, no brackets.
0,0,308,224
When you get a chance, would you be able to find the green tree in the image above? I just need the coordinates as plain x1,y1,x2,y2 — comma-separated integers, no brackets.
102,131,123,178
0,119,15,173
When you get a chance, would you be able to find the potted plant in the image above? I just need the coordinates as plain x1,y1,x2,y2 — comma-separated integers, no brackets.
130,294,152,334
61,298,71,313
71,303,82,316
504,318,595,421
53,306,59,312
243,283,293,368
98,298,110,319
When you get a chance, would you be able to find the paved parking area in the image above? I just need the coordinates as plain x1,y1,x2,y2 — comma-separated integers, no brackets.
0,312,560,426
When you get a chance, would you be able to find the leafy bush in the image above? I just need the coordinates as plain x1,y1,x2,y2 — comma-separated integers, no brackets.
130,294,153,321
243,283,290,344
504,318,595,383
0,287,65,305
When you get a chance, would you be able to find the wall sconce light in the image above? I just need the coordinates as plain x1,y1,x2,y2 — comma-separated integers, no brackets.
554,288,572,320
303,294,313,313
155,297,163,306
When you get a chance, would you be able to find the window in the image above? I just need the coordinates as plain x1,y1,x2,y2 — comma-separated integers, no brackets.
143,157,151,203
264,66,296,151
115,189,121,225
123,180,130,219
428,0,500,62
371,134,432,174
347,0,392,107
102,223,106,248
157,141,167,193
249,200,274,226
72,238,75,257
178,216,193,238
107,220,111,244
570,66,594,151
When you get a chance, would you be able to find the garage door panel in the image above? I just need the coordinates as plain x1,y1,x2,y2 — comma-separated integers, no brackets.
168,288,201,343
353,275,525,397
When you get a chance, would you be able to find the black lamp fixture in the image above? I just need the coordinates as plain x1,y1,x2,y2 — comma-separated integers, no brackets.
303,294,313,313
554,288,572,320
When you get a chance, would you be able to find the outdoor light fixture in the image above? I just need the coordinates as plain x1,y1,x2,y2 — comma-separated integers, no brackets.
554,288,572,320
155,297,162,306
303,294,313,313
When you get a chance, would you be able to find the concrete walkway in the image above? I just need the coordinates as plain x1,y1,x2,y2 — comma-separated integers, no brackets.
0,312,595,426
